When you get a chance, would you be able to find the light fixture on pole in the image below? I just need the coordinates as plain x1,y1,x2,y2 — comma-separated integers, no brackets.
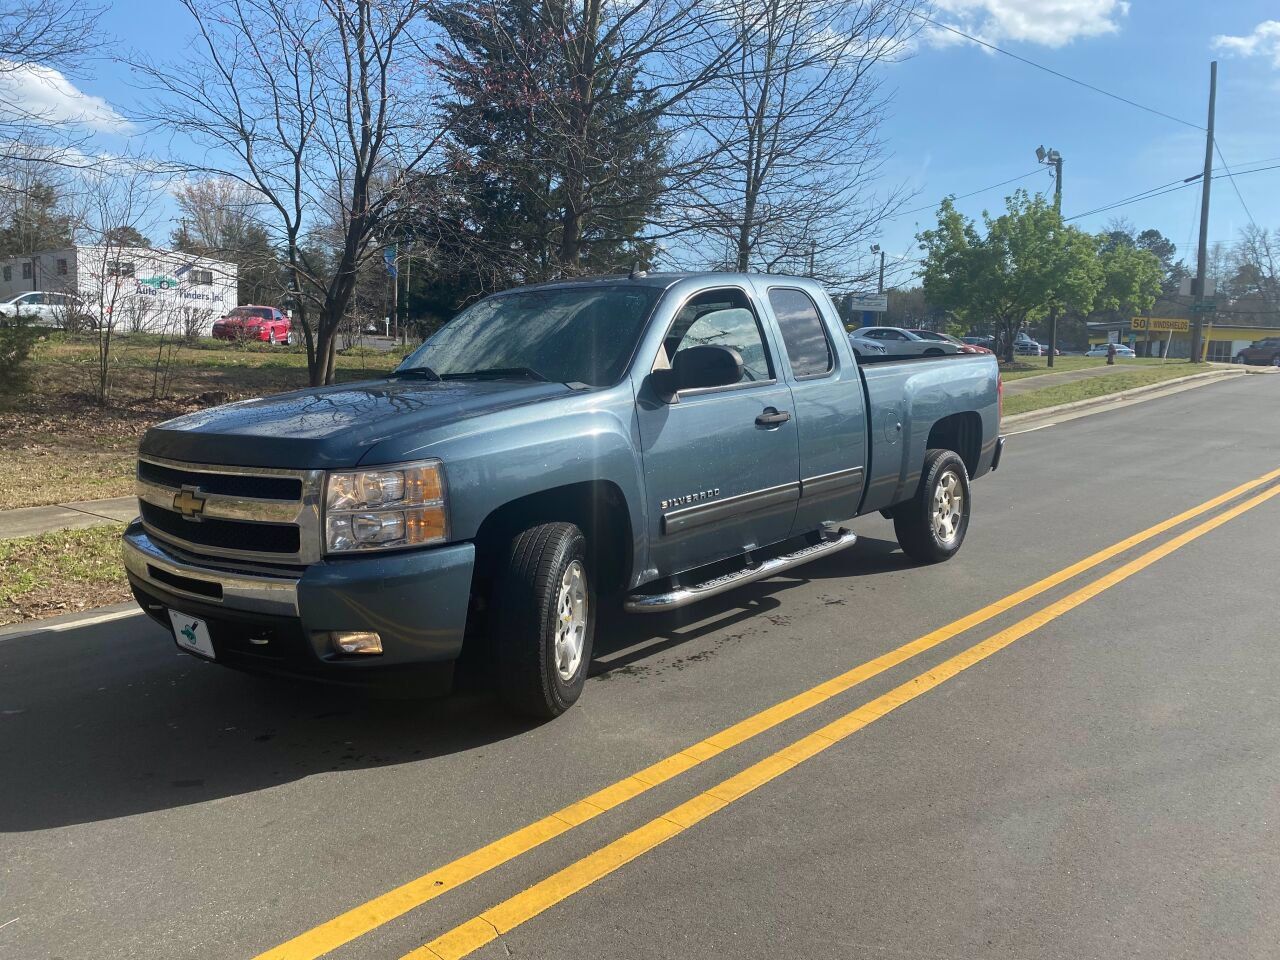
1036,145,1065,366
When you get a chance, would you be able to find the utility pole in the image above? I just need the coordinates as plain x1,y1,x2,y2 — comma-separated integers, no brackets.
807,240,816,277
1191,61,1217,364
1037,145,1064,367
877,249,886,294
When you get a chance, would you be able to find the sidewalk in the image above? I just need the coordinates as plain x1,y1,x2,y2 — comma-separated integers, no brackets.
0,496,136,540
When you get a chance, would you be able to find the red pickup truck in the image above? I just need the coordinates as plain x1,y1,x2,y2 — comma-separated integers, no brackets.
212,306,292,345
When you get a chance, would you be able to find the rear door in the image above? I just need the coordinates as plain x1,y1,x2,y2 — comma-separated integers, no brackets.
635,285,799,576
760,284,867,533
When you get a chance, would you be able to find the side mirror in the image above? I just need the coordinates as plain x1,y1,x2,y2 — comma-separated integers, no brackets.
672,345,743,390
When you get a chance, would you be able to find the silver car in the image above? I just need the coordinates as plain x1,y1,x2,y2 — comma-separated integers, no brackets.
853,326,964,357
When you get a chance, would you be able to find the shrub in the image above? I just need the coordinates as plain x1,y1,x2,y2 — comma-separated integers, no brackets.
0,319,40,403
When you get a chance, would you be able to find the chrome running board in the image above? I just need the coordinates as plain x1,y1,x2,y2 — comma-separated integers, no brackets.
624,528,858,613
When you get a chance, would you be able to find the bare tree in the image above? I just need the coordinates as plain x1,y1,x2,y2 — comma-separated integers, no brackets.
66,161,167,404
669,0,921,281
172,176,282,305
133,0,448,386
1233,224,1279,308
0,2,108,168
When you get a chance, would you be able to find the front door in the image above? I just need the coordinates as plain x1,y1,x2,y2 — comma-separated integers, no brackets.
635,287,799,578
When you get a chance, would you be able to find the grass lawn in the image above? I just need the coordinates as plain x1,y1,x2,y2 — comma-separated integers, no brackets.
0,524,129,626
998,355,1169,381
0,334,410,511
1002,364,1215,416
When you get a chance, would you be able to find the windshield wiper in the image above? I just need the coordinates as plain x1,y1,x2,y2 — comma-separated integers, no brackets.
389,365,442,381
442,366,550,382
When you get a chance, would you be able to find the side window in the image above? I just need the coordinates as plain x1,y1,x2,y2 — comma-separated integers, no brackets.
2,266,9,281
21,262,32,279
56,258,68,276
665,288,773,386
768,288,832,378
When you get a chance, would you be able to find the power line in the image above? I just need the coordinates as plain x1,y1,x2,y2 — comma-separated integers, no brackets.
1213,140,1259,232
905,8,1204,131
1065,162,1280,223
887,167,1046,221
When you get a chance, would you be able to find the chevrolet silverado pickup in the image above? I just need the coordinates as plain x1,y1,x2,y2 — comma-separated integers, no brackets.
124,272,1005,718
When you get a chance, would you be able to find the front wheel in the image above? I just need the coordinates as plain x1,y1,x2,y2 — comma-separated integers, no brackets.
493,522,595,719
894,449,971,564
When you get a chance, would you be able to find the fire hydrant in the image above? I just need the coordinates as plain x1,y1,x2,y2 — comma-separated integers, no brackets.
1106,342,1116,365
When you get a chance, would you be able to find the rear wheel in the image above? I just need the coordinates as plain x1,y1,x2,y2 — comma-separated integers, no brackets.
268,329,278,345
894,449,970,564
493,522,594,719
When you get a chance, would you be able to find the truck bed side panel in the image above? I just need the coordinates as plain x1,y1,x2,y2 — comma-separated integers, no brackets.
857,355,1000,515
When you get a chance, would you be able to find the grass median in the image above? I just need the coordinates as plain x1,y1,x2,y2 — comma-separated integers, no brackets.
0,524,130,626
1003,363,1216,416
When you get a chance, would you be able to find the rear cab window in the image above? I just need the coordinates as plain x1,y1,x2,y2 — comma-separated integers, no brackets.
767,288,833,379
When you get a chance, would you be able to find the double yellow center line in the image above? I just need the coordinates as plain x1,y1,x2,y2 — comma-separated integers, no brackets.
258,466,1280,960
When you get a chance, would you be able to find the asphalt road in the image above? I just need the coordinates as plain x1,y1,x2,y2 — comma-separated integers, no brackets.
3,374,1279,960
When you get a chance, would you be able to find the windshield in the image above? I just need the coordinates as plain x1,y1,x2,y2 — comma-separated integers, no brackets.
229,307,272,320
397,285,662,386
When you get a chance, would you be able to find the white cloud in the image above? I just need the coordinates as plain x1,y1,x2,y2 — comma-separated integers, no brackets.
0,62,132,133
929,1,1130,49
1213,20,1280,68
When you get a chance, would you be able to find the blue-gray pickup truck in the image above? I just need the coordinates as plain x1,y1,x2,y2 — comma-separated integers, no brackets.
124,272,1004,717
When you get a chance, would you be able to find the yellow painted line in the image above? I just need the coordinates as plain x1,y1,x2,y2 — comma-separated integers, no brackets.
407,481,1280,960
255,466,1280,960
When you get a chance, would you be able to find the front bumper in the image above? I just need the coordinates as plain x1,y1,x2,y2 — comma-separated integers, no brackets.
123,522,475,683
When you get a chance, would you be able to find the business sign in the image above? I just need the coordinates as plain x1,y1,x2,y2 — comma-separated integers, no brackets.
1131,317,1189,332
846,293,888,312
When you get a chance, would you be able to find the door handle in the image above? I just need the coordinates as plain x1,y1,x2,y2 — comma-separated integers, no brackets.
756,408,791,427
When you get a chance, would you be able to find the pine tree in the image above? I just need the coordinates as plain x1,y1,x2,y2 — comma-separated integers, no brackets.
431,0,665,285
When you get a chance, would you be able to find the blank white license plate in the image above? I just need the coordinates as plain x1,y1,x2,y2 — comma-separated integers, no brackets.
169,610,216,661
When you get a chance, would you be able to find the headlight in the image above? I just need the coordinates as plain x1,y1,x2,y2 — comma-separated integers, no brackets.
324,459,447,553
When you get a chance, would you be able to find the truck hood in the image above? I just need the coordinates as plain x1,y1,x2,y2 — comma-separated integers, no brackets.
141,378,574,469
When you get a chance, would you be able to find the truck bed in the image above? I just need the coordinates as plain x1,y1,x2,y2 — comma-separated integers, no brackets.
856,353,1001,516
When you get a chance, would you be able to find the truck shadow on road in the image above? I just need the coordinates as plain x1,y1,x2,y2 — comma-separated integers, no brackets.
0,536,910,832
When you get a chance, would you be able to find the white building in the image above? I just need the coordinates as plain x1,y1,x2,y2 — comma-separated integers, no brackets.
0,245,238,336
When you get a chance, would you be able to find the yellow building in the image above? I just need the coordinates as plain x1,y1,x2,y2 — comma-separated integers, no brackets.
1088,315,1280,362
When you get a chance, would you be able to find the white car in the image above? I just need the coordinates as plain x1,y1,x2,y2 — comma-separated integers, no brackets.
1085,343,1136,358
0,290,88,327
847,331,888,359
854,326,963,357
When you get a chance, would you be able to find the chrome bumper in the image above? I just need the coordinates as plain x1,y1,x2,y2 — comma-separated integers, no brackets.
123,525,300,617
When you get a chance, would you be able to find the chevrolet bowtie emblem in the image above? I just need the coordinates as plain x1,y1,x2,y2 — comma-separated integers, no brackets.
173,485,208,521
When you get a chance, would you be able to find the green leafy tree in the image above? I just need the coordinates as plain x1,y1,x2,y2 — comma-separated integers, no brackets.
918,190,1101,362
1095,242,1163,317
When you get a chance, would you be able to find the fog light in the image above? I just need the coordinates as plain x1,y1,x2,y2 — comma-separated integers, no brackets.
330,631,382,655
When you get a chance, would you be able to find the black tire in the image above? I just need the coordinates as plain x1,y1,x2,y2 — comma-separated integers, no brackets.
268,329,277,345
493,522,595,719
894,449,971,564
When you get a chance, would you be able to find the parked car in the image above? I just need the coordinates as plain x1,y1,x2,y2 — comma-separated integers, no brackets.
212,305,293,345
0,290,89,328
1036,343,1062,356
125,272,1004,718
854,325,964,357
1085,343,1136,358
910,329,991,354
962,336,994,350
1235,337,1280,366
847,330,889,358
1014,340,1042,356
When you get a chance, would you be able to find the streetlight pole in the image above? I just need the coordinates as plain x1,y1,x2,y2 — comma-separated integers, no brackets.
1036,145,1064,367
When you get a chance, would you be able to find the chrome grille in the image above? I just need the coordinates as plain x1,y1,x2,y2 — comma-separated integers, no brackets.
136,455,324,564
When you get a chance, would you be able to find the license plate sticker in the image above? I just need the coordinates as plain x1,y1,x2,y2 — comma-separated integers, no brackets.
168,610,216,661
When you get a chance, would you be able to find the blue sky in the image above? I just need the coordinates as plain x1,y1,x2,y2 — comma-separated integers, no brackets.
31,1,1280,286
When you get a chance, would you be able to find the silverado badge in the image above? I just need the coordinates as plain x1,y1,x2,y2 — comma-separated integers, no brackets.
173,485,208,521
661,488,720,510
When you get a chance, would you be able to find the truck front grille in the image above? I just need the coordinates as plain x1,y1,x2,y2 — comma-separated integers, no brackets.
136,456,323,564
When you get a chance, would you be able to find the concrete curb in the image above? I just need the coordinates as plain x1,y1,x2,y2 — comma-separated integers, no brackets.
1003,368,1248,428
0,603,143,642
